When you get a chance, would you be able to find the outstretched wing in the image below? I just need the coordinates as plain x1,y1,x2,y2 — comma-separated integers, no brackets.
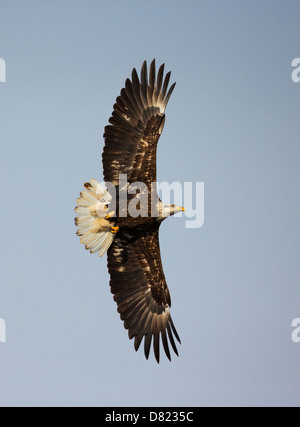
102,59,176,186
107,225,181,362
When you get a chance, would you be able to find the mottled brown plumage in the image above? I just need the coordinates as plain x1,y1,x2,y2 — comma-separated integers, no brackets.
102,60,175,187
107,225,180,362
100,59,181,363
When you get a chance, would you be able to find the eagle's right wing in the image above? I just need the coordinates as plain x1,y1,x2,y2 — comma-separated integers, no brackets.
107,225,180,363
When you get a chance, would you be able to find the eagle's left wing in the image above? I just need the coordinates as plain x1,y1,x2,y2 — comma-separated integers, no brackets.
102,59,175,187
107,225,180,363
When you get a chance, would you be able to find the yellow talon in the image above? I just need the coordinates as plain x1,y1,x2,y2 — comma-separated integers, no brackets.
110,226,119,234
106,211,115,219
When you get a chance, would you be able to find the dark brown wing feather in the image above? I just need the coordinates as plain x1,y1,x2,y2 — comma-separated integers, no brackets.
107,225,181,362
102,59,176,186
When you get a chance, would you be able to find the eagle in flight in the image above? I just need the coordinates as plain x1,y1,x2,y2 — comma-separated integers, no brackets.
75,60,184,363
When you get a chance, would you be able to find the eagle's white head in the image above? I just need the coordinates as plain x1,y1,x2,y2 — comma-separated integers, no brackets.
158,203,185,220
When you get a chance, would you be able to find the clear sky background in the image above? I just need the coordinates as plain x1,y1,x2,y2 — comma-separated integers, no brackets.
0,0,300,407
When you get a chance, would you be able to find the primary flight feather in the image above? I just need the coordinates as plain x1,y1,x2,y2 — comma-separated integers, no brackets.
75,59,183,362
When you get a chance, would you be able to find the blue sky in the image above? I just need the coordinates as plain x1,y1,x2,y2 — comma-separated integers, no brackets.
0,0,300,406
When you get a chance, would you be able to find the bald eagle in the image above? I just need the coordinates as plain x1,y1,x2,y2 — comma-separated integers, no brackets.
75,60,184,362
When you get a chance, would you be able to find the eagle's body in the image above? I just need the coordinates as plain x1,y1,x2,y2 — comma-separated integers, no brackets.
75,60,183,362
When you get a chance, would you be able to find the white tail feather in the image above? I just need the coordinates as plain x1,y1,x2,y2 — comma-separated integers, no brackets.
75,179,116,257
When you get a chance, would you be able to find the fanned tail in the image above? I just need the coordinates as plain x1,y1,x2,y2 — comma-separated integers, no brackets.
74,179,116,257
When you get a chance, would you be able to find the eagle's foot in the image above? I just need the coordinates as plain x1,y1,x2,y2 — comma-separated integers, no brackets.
105,211,115,219
110,226,119,234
